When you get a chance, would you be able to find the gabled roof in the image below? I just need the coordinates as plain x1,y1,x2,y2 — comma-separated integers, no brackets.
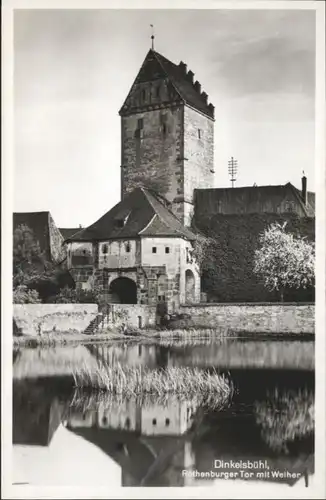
194,183,315,218
290,185,315,217
66,188,196,242
59,228,81,240
119,49,215,119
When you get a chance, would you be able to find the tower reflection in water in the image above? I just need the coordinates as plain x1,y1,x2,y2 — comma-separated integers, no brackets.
13,373,314,488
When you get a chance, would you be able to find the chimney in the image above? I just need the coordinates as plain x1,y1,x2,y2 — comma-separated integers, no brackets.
187,70,194,83
194,80,201,93
301,174,307,205
201,91,208,104
179,61,187,74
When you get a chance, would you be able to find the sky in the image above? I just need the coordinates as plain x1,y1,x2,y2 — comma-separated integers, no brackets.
14,8,316,227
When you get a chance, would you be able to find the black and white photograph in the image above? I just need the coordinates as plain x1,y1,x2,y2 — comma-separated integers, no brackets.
2,1,325,498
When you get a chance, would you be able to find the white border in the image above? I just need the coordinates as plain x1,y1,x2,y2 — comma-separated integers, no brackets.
2,1,325,498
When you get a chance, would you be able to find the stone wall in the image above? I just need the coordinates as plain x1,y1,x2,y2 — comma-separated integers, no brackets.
13,304,98,336
48,212,66,264
183,105,214,225
179,303,315,334
121,105,183,206
100,304,157,329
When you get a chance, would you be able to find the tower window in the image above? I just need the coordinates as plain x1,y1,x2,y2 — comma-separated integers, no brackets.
138,118,144,129
198,128,202,139
152,247,157,254
160,114,167,135
102,244,108,254
156,86,160,98
165,418,170,426
165,247,170,254
141,89,146,101
125,242,131,253
152,419,157,426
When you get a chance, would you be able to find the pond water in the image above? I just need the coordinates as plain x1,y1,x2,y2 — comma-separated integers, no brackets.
12,337,315,489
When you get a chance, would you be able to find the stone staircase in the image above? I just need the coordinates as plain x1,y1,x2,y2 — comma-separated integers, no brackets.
83,313,106,335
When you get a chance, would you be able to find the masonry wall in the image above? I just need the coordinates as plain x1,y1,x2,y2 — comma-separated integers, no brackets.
13,304,98,336
179,303,315,334
100,304,157,329
48,213,66,263
121,105,183,206
182,106,214,226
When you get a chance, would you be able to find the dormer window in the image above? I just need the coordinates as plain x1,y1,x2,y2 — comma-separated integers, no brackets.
115,219,125,228
114,212,130,228
125,242,131,253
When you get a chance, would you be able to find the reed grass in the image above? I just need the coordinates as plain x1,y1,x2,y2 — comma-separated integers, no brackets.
13,327,235,349
72,362,234,400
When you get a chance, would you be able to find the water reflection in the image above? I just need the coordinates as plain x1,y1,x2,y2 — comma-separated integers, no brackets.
12,338,315,488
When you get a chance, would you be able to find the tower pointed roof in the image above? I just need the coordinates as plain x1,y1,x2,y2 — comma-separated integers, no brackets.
119,49,215,119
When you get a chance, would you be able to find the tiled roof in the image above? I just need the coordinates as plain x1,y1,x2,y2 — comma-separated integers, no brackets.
153,51,215,119
120,49,215,119
59,228,81,240
66,188,196,242
307,192,315,212
290,185,315,218
194,183,315,218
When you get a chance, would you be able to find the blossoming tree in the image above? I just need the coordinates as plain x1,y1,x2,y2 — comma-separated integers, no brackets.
253,222,315,301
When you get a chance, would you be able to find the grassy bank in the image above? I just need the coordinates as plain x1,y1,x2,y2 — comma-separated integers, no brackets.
72,363,234,399
13,326,314,349
12,327,234,348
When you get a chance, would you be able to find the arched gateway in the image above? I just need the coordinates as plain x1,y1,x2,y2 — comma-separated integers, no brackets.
109,277,137,304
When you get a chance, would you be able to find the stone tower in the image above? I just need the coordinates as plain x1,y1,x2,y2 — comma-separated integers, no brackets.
119,49,215,227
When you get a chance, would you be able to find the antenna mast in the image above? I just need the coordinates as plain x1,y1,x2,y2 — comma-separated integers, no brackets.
228,157,238,188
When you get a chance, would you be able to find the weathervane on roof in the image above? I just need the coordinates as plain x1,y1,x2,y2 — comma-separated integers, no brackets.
228,156,238,188
150,24,155,50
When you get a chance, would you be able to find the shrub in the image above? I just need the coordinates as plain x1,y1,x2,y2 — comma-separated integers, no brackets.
50,285,103,304
13,285,41,304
